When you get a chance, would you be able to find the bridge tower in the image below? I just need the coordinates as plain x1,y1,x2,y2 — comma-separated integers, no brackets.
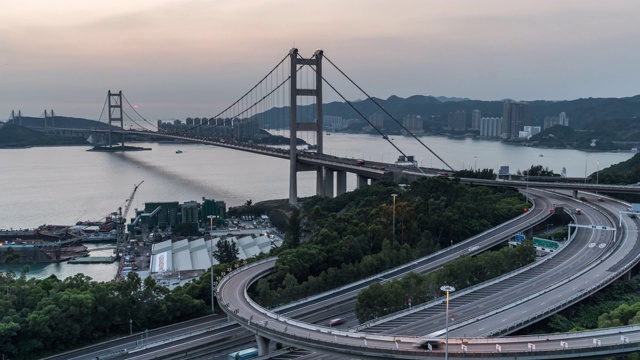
289,48,324,205
108,90,125,147
44,109,55,130
10,110,22,125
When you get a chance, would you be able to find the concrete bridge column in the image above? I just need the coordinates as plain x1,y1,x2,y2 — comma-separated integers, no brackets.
324,169,334,198
573,189,578,199
316,167,325,197
357,175,369,189
256,334,271,356
336,171,347,196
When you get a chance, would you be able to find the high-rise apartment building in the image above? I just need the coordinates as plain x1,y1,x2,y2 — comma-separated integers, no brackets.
480,117,502,137
403,114,424,133
471,109,481,130
369,113,384,130
447,110,466,130
559,112,569,126
502,101,529,139
544,112,569,129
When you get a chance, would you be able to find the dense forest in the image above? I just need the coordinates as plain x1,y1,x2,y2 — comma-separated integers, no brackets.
0,268,215,359
253,177,529,307
589,153,640,185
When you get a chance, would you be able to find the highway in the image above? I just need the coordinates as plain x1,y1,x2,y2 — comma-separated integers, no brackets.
41,188,638,359
357,190,618,337
216,190,640,359
117,130,640,194
48,191,554,359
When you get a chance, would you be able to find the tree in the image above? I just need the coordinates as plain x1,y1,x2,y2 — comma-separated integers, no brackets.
284,208,302,248
212,238,239,264
3,248,21,264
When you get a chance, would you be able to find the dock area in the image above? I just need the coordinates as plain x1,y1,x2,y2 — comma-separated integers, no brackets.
68,256,117,264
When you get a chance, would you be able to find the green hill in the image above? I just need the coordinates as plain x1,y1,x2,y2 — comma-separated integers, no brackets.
594,153,640,185
0,124,89,148
255,94,640,134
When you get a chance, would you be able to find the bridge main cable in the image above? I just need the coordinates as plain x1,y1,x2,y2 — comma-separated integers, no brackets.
324,55,454,172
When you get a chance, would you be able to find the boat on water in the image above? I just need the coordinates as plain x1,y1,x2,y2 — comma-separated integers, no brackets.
176,150,183,154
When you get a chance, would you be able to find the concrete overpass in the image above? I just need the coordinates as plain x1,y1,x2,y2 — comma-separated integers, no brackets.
216,191,640,359
109,129,640,200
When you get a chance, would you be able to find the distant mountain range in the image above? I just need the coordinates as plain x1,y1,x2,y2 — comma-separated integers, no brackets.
255,94,640,132
5,94,640,134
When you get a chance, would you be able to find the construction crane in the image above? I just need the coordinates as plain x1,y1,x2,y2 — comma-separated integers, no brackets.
119,180,144,221
116,181,144,251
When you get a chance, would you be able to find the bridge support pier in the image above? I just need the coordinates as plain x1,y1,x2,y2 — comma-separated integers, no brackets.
357,175,369,189
324,169,334,198
573,189,578,199
316,167,325,197
256,334,271,356
336,171,347,196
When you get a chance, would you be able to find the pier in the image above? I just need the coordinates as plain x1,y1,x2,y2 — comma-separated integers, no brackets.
68,256,118,264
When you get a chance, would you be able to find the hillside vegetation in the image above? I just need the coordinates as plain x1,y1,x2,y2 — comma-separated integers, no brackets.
253,177,528,307
256,94,640,135
0,124,89,148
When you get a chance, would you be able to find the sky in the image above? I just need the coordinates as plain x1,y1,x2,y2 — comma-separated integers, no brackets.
2,0,640,121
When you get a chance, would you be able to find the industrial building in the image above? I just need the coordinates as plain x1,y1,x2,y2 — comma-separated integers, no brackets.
149,234,283,275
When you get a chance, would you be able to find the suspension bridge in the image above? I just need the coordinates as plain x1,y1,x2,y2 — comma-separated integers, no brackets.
11,48,457,205
7,48,640,204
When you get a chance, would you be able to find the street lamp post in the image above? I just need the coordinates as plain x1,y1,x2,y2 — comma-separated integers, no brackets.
584,155,588,183
440,285,456,360
207,214,217,314
391,194,398,243
474,156,477,171
525,168,529,205
596,160,600,185
129,318,132,336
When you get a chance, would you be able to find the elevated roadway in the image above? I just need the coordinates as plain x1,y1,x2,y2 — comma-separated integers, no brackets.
357,190,622,337
52,192,553,359
115,130,640,195
216,191,640,359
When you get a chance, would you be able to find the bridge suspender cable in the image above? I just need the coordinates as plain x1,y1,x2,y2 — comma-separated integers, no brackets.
176,53,292,136
323,55,455,172
299,53,409,160
97,95,108,123
122,94,160,131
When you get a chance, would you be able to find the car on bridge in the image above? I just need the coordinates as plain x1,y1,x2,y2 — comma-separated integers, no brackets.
327,318,345,327
413,338,443,349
